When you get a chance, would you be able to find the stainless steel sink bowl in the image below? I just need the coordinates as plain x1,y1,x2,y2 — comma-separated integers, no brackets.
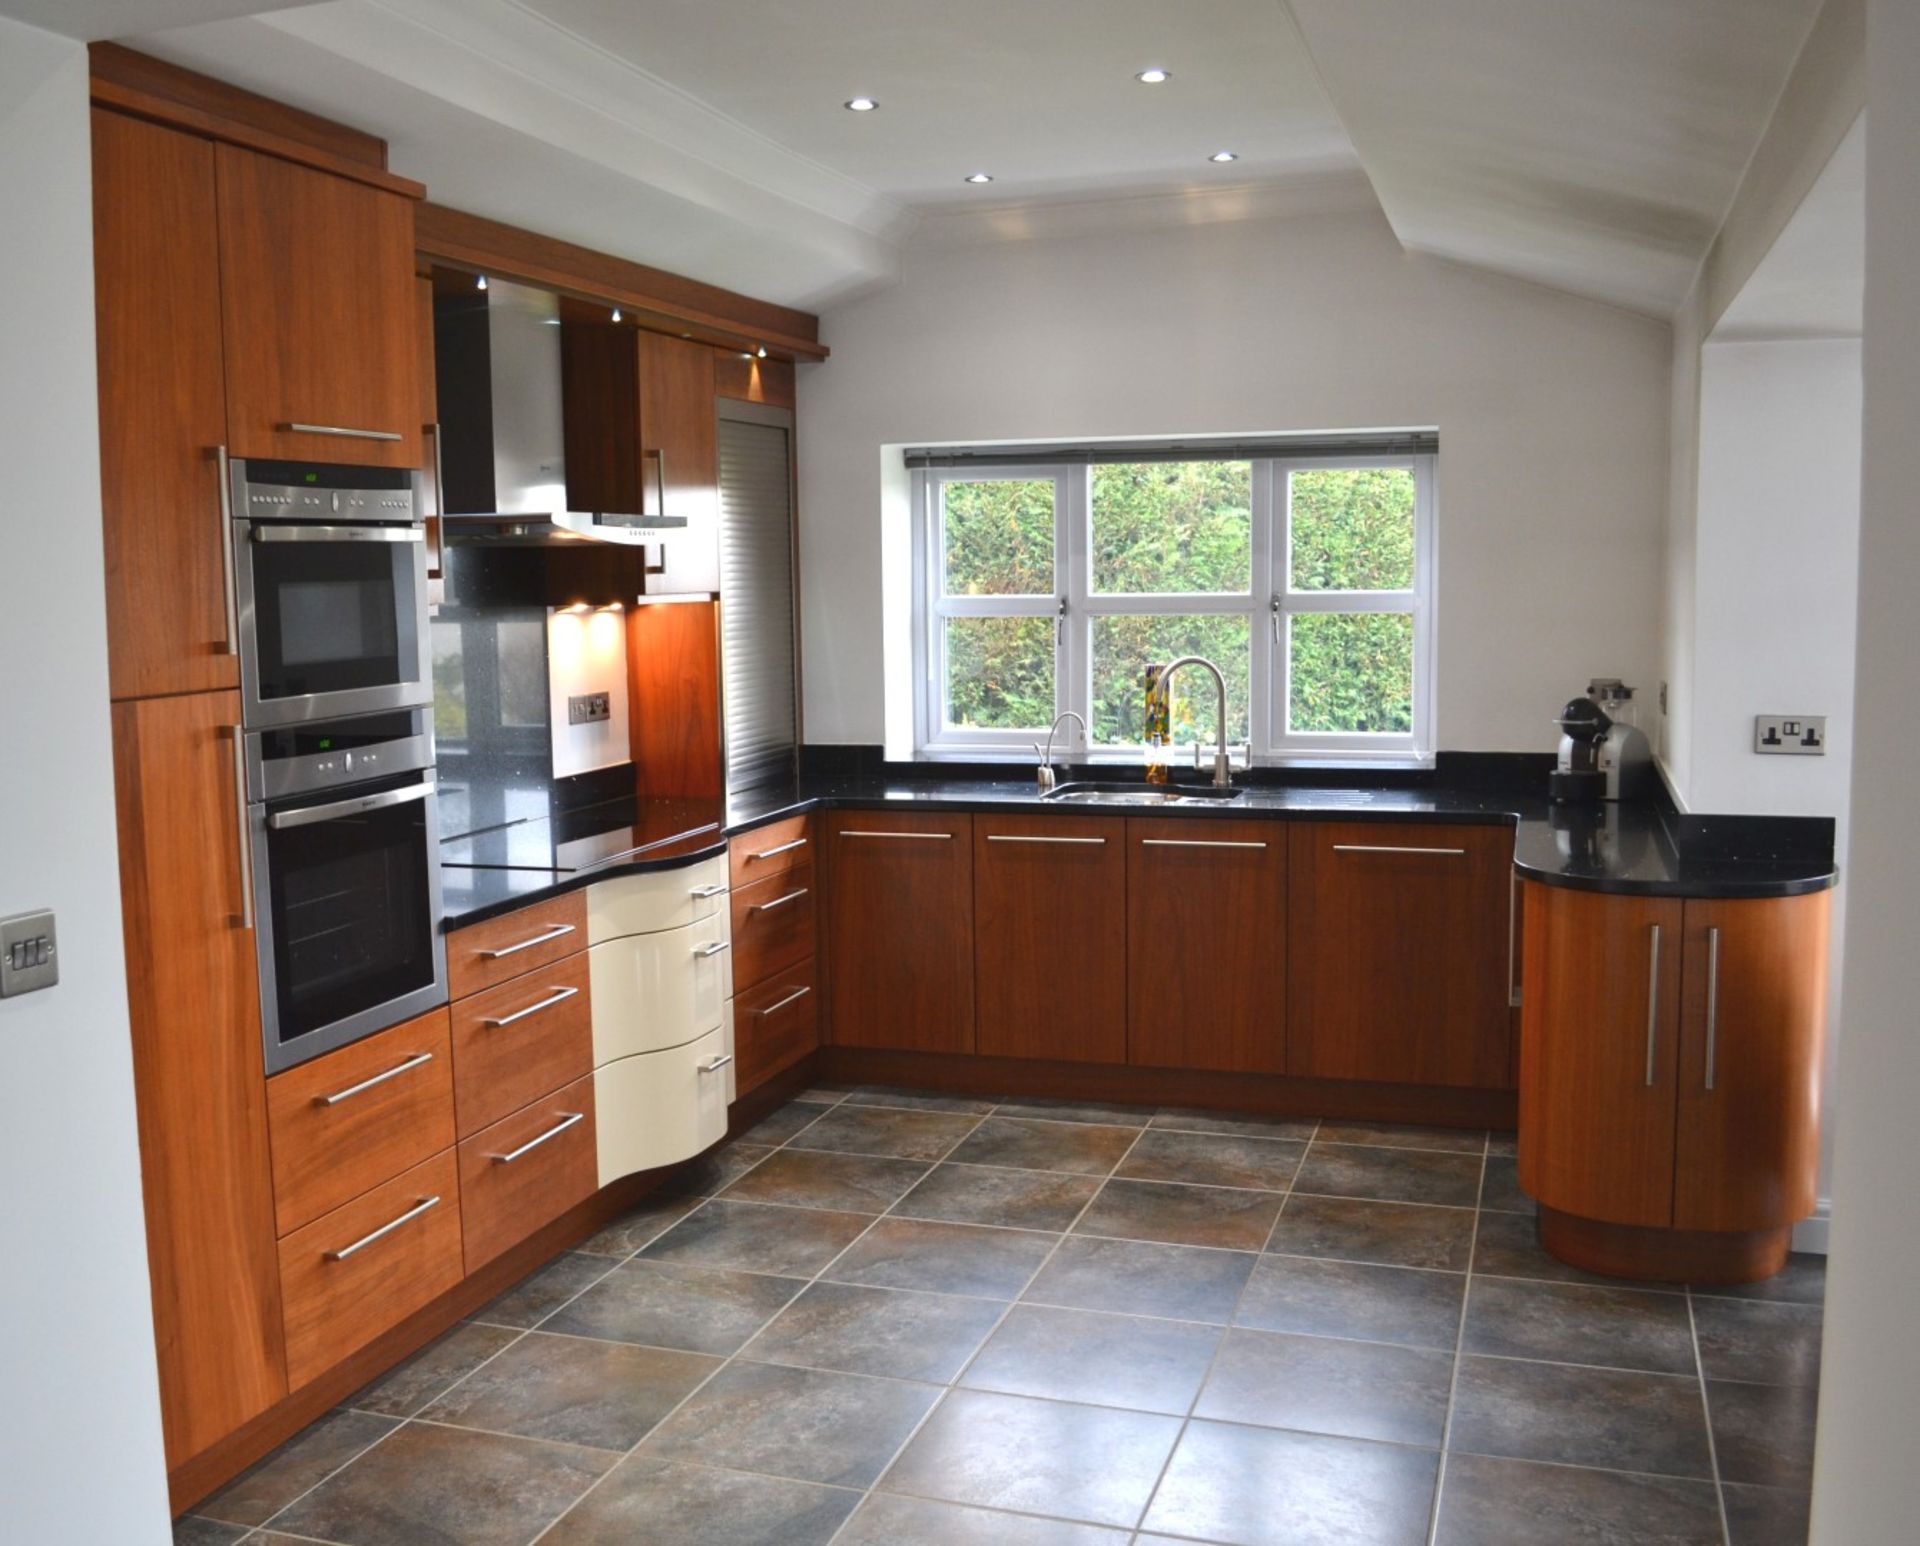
1042,781,1246,805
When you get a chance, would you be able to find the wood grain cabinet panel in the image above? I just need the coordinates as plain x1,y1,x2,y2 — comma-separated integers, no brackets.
730,815,812,890
458,1077,598,1272
1125,818,1287,1074
266,1008,456,1236
112,688,286,1465
825,811,975,1053
447,890,588,1000
214,143,422,467
449,954,593,1139
975,815,1127,1064
731,863,816,992
1287,822,1514,1088
735,962,819,1094
637,331,720,595
92,109,238,701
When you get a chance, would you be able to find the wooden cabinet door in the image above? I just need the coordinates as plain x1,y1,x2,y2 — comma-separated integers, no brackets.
1125,817,1287,1073
637,331,720,594
1286,822,1513,1087
1674,893,1829,1231
1518,883,1683,1228
825,811,974,1052
113,689,286,1464
975,814,1127,1063
92,109,238,700
215,144,422,467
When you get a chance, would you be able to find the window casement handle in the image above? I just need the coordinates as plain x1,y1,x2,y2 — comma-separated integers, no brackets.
479,922,576,959
756,984,812,1017
839,830,953,840
488,1112,584,1165
1140,837,1268,850
748,887,810,913
325,1195,440,1261
1644,923,1663,1087
481,985,579,1028
314,1051,434,1107
749,837,808,861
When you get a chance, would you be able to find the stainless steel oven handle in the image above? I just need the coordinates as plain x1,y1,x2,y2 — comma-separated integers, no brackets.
250,524,426,544
215,444,239,654
268,780,434,829
282,422,404,442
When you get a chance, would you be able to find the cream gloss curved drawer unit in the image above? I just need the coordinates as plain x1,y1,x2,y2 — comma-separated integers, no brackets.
587,908,730,1065
587,854,729,942
594,1027,732,1183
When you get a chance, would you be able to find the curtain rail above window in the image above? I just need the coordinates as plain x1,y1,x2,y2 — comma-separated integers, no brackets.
903,432,1438,470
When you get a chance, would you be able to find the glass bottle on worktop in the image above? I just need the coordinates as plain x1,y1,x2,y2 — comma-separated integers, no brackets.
1144,663,1171,785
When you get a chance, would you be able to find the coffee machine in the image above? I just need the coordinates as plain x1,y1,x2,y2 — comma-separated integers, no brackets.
1551,684,1652,802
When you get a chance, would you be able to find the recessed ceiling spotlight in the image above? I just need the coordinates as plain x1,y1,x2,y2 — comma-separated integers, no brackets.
844,97,878,112
964,172,993,184
1209,150,1239,163
1136,68,1172,84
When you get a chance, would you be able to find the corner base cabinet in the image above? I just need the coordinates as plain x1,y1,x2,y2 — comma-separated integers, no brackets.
1517,880,1830,1282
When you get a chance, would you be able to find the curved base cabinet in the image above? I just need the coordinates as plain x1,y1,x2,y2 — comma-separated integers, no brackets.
594,1029,729,1185
1538,1206,1791,1285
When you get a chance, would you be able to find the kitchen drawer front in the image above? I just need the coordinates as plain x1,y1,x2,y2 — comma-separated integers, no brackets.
730,863,816,992
450,954,593,1138
267,1008,456,1236
588,912,728,1065
594,1027,730,1185
730,815,812,890
735,961,819,1095
448,891,588,1001
458,1076,597,1272
587,855,729,945
277,1149,463,1390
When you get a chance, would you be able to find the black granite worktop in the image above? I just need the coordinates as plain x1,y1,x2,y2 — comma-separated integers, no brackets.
436,751,1835,926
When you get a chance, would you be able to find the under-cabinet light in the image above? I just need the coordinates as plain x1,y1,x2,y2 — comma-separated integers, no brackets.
611,308,622,322
475,274,488,290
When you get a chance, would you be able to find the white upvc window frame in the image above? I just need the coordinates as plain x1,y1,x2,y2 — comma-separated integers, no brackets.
911,453,1436,764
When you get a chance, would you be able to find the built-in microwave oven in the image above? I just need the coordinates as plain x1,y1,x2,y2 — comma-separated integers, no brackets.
229,457,431,728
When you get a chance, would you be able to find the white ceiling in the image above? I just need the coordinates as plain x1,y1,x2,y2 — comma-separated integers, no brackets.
0,0,311,39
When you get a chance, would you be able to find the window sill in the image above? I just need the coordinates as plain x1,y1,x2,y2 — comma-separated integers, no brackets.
912,747,1436,773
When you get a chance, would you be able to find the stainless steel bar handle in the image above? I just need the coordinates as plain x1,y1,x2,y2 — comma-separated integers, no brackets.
1704,926,1722,1092
1331,844,1468,856
750,837,810,861
251,525,426,544
230,727,255,930
315,1050,435,1107
690,883,729,898
480,922,577,960
1141,838,1268,850
749,887,810,913
489,1112,584,1165
325,1195,441,1261
649,448,668,520
839,831,953,840
756,985,812,1017
215,444,239,653
1507,871,1521,1009
482,985,580,1028
986,835,1107,846
698,1054,735,1074
269,780,434,829
693,940,731,958
282,422,404,442
1644,923,1663,1088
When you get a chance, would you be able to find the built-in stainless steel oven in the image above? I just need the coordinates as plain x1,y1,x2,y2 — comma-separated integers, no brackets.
248,708,447,1073
230,457,431,728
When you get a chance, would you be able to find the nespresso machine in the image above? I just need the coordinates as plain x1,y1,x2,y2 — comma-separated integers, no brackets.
1550,681,1652,803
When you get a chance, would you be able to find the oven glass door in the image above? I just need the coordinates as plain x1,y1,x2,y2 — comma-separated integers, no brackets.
258,774,446,1070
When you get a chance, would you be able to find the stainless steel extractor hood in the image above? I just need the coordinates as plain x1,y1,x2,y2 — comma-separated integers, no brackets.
434,276,685,546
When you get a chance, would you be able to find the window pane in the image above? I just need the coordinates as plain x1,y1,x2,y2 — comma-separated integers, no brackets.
944,615,1054,730
1289,612,1413,734
942,478,1054,596
1092,462,1251,595
1289,468,1415,592
1091,614,1250,746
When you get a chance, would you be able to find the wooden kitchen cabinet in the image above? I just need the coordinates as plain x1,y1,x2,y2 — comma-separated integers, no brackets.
112,689,287,1465
1126,817,1287,1073
825,811,975,1053
1287,822,1513,1087
975,814,1127,1063
215,143,423,468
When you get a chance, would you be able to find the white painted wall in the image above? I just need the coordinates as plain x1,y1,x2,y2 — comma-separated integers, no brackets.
797,208,1673,752
1809,0,1920,1534
0,19,171,1543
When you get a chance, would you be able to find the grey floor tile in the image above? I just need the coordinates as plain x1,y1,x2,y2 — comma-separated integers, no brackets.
846,1086,1000,1115
641,1360,939,1489
1479,1156,1537,1214
1149,1106,1319,1142
893,1162,1103,1231
737,1100,831,1146
1195,1326,1453,1447
470,1252,614,1329
342,1321,521,1417
838,1491,1129,1544
267,1422,615,1546
1473,1209,1676,1292
990,1095,1152,1127
1072,1178,1285,1250
1115,1128,1306,1190
1451,1356,1714,1478
1463,1276,1697,1374
825,1217,1059,1299
741,1280,1006,1382
1708,1379,1820,1489
1487,1131,1518,1156
1021,1235,1257,1323
797,1084,856,1103
575,1192,702,1257
786,1103,984,1160
195,1408,398,1526
945,1117,1139,1176
1315,1121,1487,1154
1143,1419,1438,1546
1237,1253,1465,1350
540,1455,860,1546
960,1304,1222,1414
1267,1193,1476,1271
718,1147,930,1213
1693,1252,1826,1306
171,1518,250,1545
543,1258,806,1355
637,1199,873,1276
880,1388,1181,1528
1692,1295,1824,1386
418,1330,719,1450
1722,1481,1814,1546
1294,1142,1483,1207
659,1142,776,1199
1433,1452,1723,1545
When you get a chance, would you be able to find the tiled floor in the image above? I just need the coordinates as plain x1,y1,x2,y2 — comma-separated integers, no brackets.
174,1087,1826,1546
